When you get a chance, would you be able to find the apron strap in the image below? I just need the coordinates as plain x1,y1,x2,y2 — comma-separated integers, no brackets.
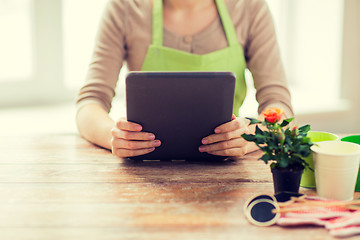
152,0,163,46
152,0,238,47
215,0,238,47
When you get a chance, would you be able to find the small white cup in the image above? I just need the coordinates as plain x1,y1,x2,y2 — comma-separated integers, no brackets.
311,141,360,201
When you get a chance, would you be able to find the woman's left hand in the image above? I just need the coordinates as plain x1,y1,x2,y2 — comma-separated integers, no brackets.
198,114,253,157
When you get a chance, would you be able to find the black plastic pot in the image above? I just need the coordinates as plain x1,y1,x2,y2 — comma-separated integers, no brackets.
271,167,304,194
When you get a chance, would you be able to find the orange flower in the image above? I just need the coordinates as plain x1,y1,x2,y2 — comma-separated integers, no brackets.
263,108,284,124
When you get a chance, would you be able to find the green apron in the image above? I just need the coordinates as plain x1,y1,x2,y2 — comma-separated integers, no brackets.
141,0,247,115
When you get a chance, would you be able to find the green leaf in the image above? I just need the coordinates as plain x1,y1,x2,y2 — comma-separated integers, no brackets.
301,137,311,144
298,124,311,133
241,133,256,142
260,153,272,164
255,125,264,135
255,135,266,144
280,118,294,127
246,118,262,125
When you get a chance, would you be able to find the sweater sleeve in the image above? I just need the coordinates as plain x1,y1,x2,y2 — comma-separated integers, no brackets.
245,0,293,118
76,0,126,113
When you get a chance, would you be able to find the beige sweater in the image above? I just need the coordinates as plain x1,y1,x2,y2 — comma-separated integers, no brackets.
77,0,293,117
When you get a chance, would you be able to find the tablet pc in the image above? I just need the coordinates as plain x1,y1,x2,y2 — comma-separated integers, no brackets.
125,71,236,161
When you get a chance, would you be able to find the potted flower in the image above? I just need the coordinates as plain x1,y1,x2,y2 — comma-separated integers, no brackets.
242,107,313,194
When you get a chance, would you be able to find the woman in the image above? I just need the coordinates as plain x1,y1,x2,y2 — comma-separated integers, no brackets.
76,0,293,158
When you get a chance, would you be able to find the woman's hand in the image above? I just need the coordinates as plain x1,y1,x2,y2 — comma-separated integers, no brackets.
111,118,161,158
198,114,255,157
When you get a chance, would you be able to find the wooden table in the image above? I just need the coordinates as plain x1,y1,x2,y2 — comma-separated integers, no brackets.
0,133,359,240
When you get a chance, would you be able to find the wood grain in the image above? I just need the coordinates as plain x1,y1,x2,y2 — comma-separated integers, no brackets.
0,134,359,240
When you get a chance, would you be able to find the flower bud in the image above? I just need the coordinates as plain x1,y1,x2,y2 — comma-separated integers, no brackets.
278,131,285,145
292,126,299,137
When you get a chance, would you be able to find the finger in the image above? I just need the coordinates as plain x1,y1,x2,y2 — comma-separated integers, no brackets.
207,147,247,157
112,138,161,150
112,127,155,141
202,128,247,145
112,147,156,158
199,138,247,153
116,120,142,131
214,118,247,133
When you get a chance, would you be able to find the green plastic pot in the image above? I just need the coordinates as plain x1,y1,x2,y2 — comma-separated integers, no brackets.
341,135,360,192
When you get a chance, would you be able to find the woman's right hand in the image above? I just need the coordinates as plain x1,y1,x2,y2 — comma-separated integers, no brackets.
111,118,161,158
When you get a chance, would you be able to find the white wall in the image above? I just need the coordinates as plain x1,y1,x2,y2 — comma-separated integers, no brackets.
295,0,360,134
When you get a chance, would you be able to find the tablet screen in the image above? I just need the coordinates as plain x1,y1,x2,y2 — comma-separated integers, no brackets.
126,71,235,161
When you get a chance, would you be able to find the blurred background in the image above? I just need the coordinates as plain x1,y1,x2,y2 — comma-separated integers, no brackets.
0,0,359,136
